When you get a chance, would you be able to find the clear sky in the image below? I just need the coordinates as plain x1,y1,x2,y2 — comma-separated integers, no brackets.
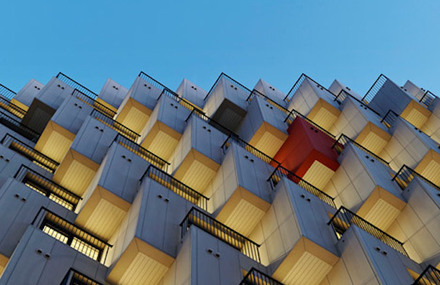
1,0,439,97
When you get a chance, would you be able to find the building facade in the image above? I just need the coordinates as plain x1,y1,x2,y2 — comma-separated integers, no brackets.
0,71,439,284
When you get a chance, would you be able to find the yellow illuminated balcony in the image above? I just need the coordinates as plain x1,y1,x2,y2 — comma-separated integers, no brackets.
355,121,392,156
0,254,8,278
35,121,75,163
415,149,440,187
400,100,431,129
116,97,152,135
307,98,341,132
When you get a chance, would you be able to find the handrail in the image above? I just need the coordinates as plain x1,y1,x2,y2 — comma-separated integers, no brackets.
361,74,389,104
246,89,288,113
239,267,284,285
328,206,408,257
157,88,202,113
267,164,336,208
203,72,252,101
56,72,98,100
413,265,440,284
1,133,59,172
61,268,103,285
335,89,382,117
331,134,390,165
392,164,440,191
140,165,209,210
380,109,400,128
0,95,27,118
31,207,112,264
14,164,81,210
113,134,170,171
419,90,438,108
138,71,169,91
180,207,261,262
0,83,17,100
90,109,140,141
283,73,337,102
0,110,40,142
283,107,336,138
73,89,116,118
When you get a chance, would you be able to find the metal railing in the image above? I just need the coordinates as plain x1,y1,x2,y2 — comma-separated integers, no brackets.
413,265,440,285
392,164,440,191
73,89,116,118
90,109,140,141
56,72,98,100
203,73,252,101
283,73,337,102
283,108,335,138
380,109,400,128
138,71,169,92
1,134,59,172
157,88,201,113
246,89,288,113
221,134,278,165
60,268,103,285
332,134,389,165
32,207,112,264
328,206,408,257
14,165,81,211
0,110,40,142
0,83,17,100
267,164,336,208
334,89,382,117
361,74,388,104
140,165,209,210
180,207,261,262
419,90,438,109
239,267,284,285
113,134,169,171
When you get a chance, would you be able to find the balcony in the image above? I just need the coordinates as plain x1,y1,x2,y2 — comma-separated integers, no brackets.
268,164,336,208
413,265,440,284
328,206,408,257
1,134,59,172
60,268,103,285
393,164,439,191
140,165,209,210
239,267,283,285
32,207,112,264
14,164,81,211
91,109,139,141
0,84,27,119
114,134,169,171
0,110,40,142
180,207,261,262
74,88,117,118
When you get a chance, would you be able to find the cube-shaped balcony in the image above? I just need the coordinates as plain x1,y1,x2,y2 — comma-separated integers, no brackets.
329,79,364,102
169,115,226,193
285,75,341,131
140,94,191,161
96,78,128,114
403,80,426,101
205,143,274,237
176,78,207,109
9,79,44,111
324,144,405,231
273,116,340,190
203,74,251,132
330,96,391,156
421,102,440,144
238,95,288,158
249,177,338,284
115,73,164,135
253,79,287,107
0,84,27,119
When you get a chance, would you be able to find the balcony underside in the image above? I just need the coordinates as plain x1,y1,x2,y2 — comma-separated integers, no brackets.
415,150,440,187
141,122,181,161
400,100,431,129
248,122,288,158
35,121,75,163
117,98,152,135
355,122,391,156
307,98,340,132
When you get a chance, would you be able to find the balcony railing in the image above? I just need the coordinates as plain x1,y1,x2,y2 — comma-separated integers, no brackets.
221,134,278,165
0,83,16,100
1,134,59,172
246,89,288,113
413,265,440,285
138,71,169,92
419,90,438,109
283,108,335,138
334,89,381,117
380,109,400,128
283,73,337,103
361,74,388,104
392,164,440,191
268,164,336,208
113,134,169,171
180,207,261,262
90,109,140,141
157,88,201,113
56,72,98,100
14,165,81,211
32,207,112,264
332,134,390,165
239,267,284,285
186,108,238,139
60,268,102,285
328,206,408,257
203,72,251,101
0,110,39,142
140,165,209,211
73,89,116,118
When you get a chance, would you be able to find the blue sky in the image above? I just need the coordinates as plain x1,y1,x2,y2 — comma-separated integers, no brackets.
1,0,439,97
